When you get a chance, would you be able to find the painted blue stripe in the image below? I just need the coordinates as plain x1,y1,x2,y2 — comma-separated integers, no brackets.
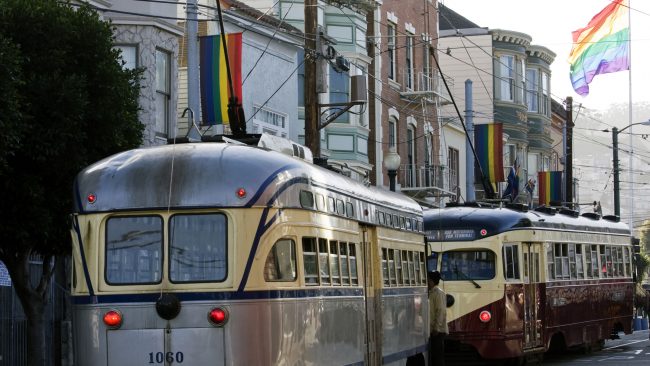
71,288,364,305
381,287,427,296
237,206,274,292
382,343,429,364
237,175,310,292
243,164,302,208
72,215,96,299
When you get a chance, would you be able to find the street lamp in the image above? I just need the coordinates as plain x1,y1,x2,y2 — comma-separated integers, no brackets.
611,119,650,217
384,146,401,192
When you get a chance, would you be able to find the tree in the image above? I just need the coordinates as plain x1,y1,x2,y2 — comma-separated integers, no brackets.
0,1,144,364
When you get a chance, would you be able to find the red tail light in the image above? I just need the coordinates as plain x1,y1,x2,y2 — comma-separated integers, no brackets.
479,310,491,323
103,310,123,329
208,307,229,327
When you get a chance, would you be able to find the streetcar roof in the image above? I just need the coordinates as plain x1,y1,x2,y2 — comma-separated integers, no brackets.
73,143,421,214
423,205,630,239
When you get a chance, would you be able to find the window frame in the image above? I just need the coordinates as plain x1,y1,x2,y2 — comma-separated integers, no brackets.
155,48,171,138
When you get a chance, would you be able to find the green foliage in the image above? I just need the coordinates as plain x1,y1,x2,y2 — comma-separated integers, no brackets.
0,0,144,259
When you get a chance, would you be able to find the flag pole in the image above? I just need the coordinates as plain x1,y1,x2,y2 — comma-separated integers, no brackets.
627,0,634,233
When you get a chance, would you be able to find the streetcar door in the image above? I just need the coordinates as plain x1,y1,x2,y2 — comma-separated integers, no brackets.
523,243,543,349
361,225,382,366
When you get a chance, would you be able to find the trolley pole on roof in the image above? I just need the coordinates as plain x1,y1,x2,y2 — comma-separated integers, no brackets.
186,0,201,139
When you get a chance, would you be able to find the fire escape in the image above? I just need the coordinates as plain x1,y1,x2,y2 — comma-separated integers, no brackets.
397,69,457,207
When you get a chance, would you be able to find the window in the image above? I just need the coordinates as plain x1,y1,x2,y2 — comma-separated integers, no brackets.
575,244,584,278
623,246,631,277
329,65,350,123
553,243,570,279
405,33,414,89
440,250,496,281
349,243,359,285
169,214,227,282
346,202,354,218
315,194,325,211
382,248,390,285
155,49,171,137
448,147,459,198
395,249,403,284
503,245,520,280
114,45,137,70
541,72,549,116
252,106,287,128
388,118,397,148
517,58,525,103
407,126,415,186
303,238,318,285
546,244,554,279
387,23,396,80
319,238,330,284
327,197,335,213
329,241,341,285
497,55,514,101
264,239,297,281
299,190,314,209
340,243,350,285
336,199,345,216
526,68,538,112
106,216,162,284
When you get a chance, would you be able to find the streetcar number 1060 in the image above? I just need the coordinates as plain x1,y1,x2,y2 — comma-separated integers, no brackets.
148,352,184,364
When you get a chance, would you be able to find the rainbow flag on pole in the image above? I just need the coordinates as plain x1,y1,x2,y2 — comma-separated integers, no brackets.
569,0,629,96
199,33,243,126
474,123,504,183
538,171,563,206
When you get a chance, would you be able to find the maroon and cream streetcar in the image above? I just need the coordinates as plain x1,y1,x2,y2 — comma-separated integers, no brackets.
425,203,634,364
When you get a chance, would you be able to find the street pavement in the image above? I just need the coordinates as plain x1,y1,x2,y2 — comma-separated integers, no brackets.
543,330,650,365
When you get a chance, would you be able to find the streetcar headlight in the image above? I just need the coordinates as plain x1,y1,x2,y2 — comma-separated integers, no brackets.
103,310,123,329
479,310,492,323
208,307,229,327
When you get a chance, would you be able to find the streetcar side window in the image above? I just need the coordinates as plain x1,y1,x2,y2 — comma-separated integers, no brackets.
105,216,163,285
264,239,297,282
349,244,358,285
319,238,331,284
382,248,390,285
329,241,341,285
169,214,227,283
340,242,350,285
623,246,631,277
503,245,520,281
394,249,403,284
302,238,319,285
378,211,385,225
327,197,335,213
587,245,599,278
299,190,315,209
346,202,354,218
315,193,326,211
336,200,345,216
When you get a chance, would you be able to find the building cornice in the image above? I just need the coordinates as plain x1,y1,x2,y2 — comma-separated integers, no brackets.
527,45,557,64
109,16,184,36
490,29,532,47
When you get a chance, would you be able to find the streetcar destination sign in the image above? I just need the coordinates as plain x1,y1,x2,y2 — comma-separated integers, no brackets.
426,229,476,241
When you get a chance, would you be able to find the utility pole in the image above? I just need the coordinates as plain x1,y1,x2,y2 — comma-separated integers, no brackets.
613,126,621,217
565,96,574,208
304,0,320,158
366,6,376,185
465,80,475,202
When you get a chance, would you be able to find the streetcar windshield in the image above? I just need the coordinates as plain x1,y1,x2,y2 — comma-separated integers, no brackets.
440,250,496,281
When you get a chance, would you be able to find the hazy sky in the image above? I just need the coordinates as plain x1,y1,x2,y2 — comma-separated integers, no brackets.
441,0,650,112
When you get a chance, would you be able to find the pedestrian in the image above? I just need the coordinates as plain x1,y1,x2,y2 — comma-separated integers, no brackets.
428,271,448,366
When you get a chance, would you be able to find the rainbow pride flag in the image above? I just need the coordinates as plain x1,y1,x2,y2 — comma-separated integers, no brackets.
474,123,504,183
538,171,563,206
569,0,629,96
199,33,243,125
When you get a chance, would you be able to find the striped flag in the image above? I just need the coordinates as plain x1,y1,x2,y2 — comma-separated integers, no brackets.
199,33,243,126
538,171,563,206
474,123,504,183
569,0,629,96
